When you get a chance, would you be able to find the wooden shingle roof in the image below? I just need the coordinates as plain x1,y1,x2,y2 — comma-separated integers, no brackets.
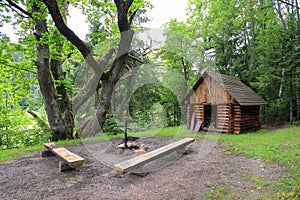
184,71,267,106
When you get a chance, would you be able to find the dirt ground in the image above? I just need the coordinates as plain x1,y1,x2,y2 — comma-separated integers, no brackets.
0,137,286,200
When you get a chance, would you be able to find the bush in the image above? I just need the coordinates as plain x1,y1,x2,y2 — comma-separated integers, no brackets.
0,128,51,150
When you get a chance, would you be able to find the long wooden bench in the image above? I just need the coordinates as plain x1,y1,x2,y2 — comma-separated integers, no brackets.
43,142,85,172
114,137,195,174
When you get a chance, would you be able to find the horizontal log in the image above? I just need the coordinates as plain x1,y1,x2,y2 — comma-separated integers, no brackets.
114,138,195,173
218,115,230,118
216,127,231,131
217,111,230,114
240,120,259,124
218,108,230,110
240,124,260,129
218,117,230,120
240,122,259,125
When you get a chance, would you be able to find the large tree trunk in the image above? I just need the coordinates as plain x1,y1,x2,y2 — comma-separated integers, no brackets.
78,31,134,137
32,4,74,141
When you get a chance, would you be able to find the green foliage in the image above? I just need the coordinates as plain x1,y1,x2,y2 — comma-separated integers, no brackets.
0,128,51,150
158,19,213,86
83,0,152,45
184,0,300,124
0,108,51,150
102,110,123,134
0,36,42,128
129,83,181,128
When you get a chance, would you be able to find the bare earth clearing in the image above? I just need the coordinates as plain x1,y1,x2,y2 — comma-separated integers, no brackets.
0,138,286,200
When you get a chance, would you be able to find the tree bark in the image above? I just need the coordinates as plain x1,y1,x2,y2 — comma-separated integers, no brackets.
32,3,74,141
76,0,135,137
296,70,300,120
72,48,115,115
78,31,134,137
290,70,294,122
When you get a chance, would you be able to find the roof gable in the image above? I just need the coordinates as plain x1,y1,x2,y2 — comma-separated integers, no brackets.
184,71,267,106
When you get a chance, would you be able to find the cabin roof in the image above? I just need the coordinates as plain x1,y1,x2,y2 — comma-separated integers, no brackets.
184,71,267,106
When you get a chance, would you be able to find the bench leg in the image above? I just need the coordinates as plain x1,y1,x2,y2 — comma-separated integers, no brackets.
41,150,55,157
59,161,74,172
132,172,149,177
176,145,192,155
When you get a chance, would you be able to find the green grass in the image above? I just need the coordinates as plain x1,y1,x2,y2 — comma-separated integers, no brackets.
214,127,300,198
0,144,44,162
220,127,299,164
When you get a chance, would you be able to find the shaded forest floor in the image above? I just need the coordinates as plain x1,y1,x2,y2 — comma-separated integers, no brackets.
0,138,287,200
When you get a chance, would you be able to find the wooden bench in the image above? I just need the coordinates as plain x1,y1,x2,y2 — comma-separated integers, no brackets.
42,142,85,172
114,138,195,174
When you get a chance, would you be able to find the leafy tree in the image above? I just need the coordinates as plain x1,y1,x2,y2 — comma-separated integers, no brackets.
1,0,151,140
0,36,36,129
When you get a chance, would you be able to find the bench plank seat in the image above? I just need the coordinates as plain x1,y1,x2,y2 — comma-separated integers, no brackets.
114,138,195,173
44,142,84,169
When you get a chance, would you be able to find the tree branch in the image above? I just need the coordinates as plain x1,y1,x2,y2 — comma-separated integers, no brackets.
42,0,102,74
0,60,36,74
278,0,300,9
125,0,134,11
27,110,50,129
3,0,32,18
114,0,132,32
72,48,115,115
1,1,28,18
274,0,288,30
129,9,139,26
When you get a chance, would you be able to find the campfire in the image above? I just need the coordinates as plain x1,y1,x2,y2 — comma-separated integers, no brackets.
106,136,149,155
106,121,149,155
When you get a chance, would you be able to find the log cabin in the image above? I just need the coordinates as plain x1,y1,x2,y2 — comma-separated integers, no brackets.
182,71,267,134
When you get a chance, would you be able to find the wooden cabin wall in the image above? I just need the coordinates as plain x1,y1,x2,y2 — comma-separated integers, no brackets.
187,103,261,133
232,105,261,134
189,77,233,105
240,106,261,132
216,104,232,133
187,103,202,129
187,76,234,131
232,105,241,134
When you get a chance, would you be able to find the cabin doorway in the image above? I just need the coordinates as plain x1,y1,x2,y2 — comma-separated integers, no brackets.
203,104,217,129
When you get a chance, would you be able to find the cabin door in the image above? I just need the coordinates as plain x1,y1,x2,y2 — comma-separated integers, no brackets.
203,104,217,129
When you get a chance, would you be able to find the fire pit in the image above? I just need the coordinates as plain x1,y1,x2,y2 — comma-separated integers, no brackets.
105,137,149,155
105,121,149,155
